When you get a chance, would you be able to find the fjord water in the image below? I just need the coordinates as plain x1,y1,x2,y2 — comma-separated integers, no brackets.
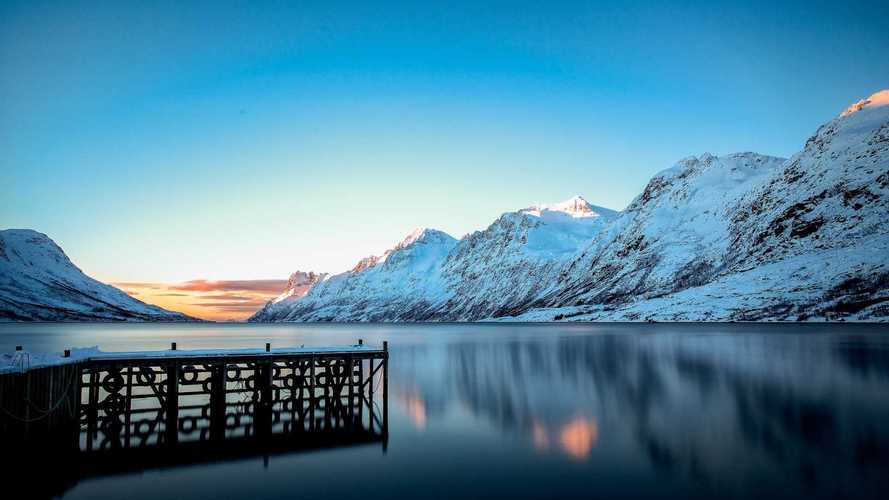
2,323,888,499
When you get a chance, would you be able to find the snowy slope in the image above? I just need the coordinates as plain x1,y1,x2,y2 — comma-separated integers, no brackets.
541,153,787,309
250,197,617,322
249,271,328,321
0,229,194,321
524,90,889,321
429,196,616,319
251,228,459,321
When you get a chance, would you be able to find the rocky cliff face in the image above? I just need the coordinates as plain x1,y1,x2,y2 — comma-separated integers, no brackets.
0,229,195,321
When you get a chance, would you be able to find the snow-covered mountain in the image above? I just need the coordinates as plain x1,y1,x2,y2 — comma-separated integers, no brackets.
524,90,889,321
0,229,194,321
271,271,328,304
251,228,459,321
250,197,618,321
252,89,889,322
430,196,616,319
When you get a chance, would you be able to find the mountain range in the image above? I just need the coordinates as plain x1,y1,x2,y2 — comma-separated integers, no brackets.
251,90,889,322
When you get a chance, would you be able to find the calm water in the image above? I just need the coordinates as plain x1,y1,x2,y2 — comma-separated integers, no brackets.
2,323,889,499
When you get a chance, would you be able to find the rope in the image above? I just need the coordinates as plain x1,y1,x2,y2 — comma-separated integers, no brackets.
373,365,384,393
0,365,80,423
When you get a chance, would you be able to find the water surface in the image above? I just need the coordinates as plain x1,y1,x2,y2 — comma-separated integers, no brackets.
1,323,888,499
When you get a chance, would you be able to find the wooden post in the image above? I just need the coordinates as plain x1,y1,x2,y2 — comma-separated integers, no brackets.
383,344,389,443
256,359,273,438
87,368,98,451
210,363,225,441
262,359,273,403
23,369,31,437
358,355,364,429
368,358,374,430
348,354,354,429
309,353,316,431
70,364,83,448
125,366,133,448
166,362,179,446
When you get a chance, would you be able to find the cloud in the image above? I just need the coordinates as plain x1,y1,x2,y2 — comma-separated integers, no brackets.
169,280,289,294
113,282,165,290
193,300,268,310
112,279,289,321
199,293,258,301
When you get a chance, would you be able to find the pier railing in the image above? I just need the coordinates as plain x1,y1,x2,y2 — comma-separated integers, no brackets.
81,345,389,450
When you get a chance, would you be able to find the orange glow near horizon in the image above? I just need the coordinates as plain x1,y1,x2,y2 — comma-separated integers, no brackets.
114,279,288,321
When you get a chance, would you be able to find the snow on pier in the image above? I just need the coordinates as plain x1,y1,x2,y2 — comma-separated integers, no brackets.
1,342,385,374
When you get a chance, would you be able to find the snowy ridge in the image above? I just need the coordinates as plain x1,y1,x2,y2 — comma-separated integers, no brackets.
522,195,614,219
251,198,619,321
545,152,788,309
0,229,195,321
429,197,617,319
271,271,327,304
1,344,376,374
840,89,889,117
253,89,889,322
251,228,459,321
532,90,889,320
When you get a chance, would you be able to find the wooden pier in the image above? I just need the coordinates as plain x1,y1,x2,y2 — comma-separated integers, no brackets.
0,342,389,495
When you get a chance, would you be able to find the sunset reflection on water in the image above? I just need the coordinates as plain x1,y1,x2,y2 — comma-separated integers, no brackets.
558,417,598,459
396,391,428,430
530,417,599,459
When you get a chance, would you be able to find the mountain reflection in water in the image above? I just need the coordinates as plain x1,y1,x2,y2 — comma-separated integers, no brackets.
388,329,889,498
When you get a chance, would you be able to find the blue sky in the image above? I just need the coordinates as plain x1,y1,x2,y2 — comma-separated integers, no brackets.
2,0,888,283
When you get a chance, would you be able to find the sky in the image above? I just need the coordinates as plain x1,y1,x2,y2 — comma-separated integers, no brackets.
1,0,888,319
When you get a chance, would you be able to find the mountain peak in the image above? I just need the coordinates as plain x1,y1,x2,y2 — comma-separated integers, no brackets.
285,271,326,288
523,196,614,219
272,271,326,303
840,89,889,117
394,227,454,249
349,228,456,274
1,228,75,270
